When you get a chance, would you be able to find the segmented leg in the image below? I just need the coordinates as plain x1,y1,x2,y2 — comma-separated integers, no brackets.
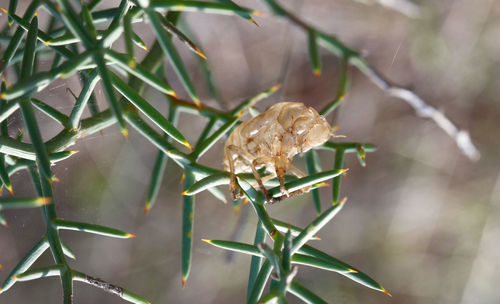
252,157,274,202
226,145,259,200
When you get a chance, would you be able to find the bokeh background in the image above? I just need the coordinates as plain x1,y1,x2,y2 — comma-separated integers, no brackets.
1,0,500,303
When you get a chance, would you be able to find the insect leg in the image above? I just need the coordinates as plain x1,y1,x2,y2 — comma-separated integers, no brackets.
226,145,257,200
251,157,274,203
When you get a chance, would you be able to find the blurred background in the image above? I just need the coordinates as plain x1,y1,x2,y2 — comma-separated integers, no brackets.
1,0,499,303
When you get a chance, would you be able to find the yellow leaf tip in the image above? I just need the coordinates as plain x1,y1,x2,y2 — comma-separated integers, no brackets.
181,190,188,196
69,150,79,155
252,10,263,17
181,278,186,288
382,287,392,297
144,204,151,215
185,142,194,151
348,268,358,273
127,233,136,238
43,41,51,45
201,239,211,243
38,197,51,205
121,128,129,139
1,8,8,14
7,185,14,196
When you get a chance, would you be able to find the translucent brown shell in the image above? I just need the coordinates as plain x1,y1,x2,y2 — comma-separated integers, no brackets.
224,102,334,202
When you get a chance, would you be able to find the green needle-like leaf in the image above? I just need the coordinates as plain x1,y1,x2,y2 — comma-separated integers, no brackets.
0,197,51,209
203,239,261,256
160,16,206,59
288,281,327,304
93,51,128,138
147,10,200,107
291,254,353,273
248,260,272,303
291,199,346,255
52,218,135,239
320,56,349,116
145,106,179,214
111,73,192,149
271,218,320,240
123,12,135,58
1,237,49,293
268,169,348,198
182,172,230,195
181,171,196,288
55,0,95,48
0,1,38,74
0,155,14,195
332,149,345,204
67,69,100,129
13,264,65,281
81,4,98,39
248,223,265,302
258,243,282,279
306,150,322,214
31,98,69,126
7,0,18,28
148,0,261,17
105,50,176,97
299,245,391,296
307,29,321,77
320,141,376,153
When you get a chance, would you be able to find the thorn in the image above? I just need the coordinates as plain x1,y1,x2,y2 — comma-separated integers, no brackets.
170,90,178,98
126,233,136,238
201,239,211,243
11,275,18,280
339,168,349,173
184,141,193,151
181,277,186,289
52,175,60,182
252,10,263,17
121,127,129,140
243,198,249,206
43,41,51,45
69,150,79,155
193,97,202,109
314,68,321,77
144,204,151,215
38,197,51,205
270,84,282,92
1,8,9,15
181,190,188,196
250,18,259,27
7,185,14,196
237,110,246,117
313,235,321,240
382,287,392,297
194,47,207,60
337,197,348,206
128,59,136,70
348,268,358,273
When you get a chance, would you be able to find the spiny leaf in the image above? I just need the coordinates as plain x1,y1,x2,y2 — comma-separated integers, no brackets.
181,172,196,288
111,72,191,149
52,218,135,239
0,197,51,209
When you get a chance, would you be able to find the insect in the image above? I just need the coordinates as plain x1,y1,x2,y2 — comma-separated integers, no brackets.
223,101,335,203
